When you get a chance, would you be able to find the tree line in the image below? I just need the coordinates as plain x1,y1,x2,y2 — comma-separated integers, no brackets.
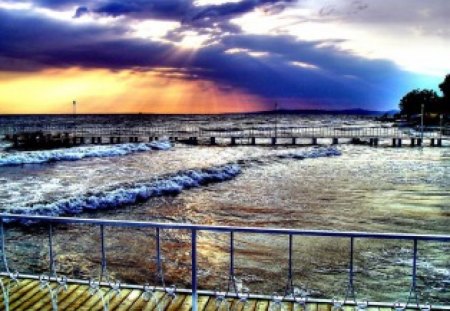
399,74,449,123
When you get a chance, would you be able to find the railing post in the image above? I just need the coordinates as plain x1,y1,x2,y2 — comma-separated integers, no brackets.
155,227,165,287
228,231,237,293
191,229,198,311
345,237,356,303
285,233,294,296
48,223,56,277
100,225,107,282
0,218,10,274
406,239,419,307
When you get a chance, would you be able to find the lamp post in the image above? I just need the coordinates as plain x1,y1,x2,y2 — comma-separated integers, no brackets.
73,100,77,137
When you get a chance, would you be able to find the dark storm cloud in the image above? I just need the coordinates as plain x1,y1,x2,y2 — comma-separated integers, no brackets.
0,6,419,109
76,0,294,28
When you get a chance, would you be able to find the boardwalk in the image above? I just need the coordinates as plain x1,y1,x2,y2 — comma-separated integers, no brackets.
1,125,449,148
1,278,447,311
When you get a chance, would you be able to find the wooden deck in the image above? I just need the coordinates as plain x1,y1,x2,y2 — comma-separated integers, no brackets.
0,279,444,310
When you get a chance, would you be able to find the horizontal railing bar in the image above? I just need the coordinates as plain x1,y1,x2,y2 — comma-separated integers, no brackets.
1,214,449,241
1,272,450,310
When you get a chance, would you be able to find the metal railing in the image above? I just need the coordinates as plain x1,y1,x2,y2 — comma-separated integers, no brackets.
1,125,449,139
0,214,449,310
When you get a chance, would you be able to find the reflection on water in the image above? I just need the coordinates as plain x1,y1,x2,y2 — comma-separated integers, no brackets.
0,124,449,304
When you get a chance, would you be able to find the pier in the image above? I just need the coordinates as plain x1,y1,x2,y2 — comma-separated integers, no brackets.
1,215,449,310
1,125,449,148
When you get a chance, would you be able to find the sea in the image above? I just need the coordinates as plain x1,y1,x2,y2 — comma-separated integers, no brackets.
0,114,449,304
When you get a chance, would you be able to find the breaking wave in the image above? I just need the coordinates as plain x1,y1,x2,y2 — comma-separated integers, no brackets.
277,146,342,159
6,164,241,220
0,141,171,166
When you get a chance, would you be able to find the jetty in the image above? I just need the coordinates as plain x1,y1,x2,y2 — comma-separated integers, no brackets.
1,125,449,149
0,215,449,310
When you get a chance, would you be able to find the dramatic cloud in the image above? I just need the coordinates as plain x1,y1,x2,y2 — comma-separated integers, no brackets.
0,0,448,112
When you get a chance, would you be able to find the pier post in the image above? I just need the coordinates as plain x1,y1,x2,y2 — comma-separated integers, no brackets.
231,137,236,146
210,137,216,145
129,137,134,143
410,138,415,147
374,138,379,146
312,137,317,145
398,138,402,147
392,138,396,147
437,138,442,147
80,137,85,144
271,137,277,145
110,137,114,144
430,138,435,147
332,137,338,145
154,137,159,141
251,137,256,145
417,138,422,147
291,137,296,145
91,137,95,144
97,137,102,144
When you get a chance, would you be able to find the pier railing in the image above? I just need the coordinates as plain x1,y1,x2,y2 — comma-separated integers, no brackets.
1,125,449,139
0,214,449,310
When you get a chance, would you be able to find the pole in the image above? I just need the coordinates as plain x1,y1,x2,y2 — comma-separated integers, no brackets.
73,100,77,138
420,103,424,140
440,114,443,137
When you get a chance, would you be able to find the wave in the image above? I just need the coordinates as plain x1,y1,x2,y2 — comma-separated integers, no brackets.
6,164,241,220
0,141,171,166
277,146,342,159
2,146,342,222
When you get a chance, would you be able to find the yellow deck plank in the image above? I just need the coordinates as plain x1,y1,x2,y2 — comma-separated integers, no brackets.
154,293,175,311
306,303,318,311
58,285,91,310
255,300,269,311
166,294,187,311
317,303,331,311
197,295,211,311
0,279,442,311
128,290,165,311
113,289,143,311
75,288,113,311
40,284,81,311
178,295,193,311
13,282,57,311
1,279,35,307
242,299,258,311
9,281,50,310
0,279,33,307
89,289,132,311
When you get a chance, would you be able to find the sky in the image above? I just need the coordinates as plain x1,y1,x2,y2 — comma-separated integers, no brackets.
0,0,449,114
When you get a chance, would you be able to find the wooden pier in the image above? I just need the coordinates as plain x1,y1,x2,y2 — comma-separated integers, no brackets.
1,125,449,149
1,278,447,311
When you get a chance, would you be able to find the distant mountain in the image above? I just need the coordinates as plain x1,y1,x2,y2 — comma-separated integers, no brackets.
261,108,400,116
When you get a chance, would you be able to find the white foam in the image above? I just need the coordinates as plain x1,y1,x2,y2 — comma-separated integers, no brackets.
0,141,171,166
7,164,241,220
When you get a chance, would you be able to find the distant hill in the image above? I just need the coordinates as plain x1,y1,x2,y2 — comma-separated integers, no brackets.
261,108,400,116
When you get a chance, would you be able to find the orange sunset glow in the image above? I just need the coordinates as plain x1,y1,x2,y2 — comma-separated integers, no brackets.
0,68,265,114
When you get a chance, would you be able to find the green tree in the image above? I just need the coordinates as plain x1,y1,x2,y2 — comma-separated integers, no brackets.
438,74,450,114
399,89,439,118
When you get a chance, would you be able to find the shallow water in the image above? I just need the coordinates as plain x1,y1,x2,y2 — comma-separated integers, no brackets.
0,114,449,304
